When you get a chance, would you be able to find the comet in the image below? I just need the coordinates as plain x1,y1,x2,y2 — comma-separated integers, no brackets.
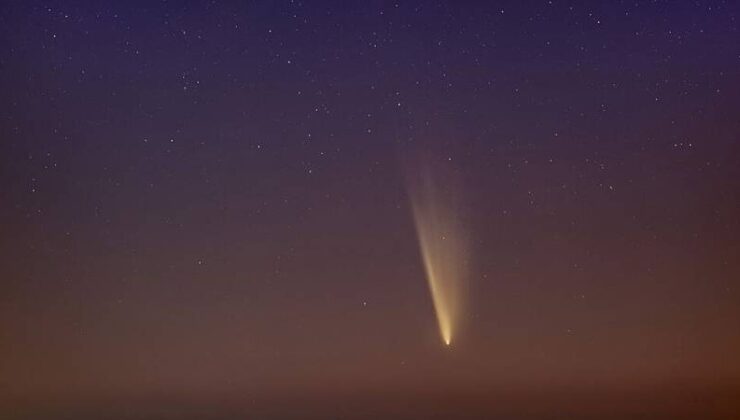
408,158,468,347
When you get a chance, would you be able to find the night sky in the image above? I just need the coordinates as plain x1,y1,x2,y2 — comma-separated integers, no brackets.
1,1,739,419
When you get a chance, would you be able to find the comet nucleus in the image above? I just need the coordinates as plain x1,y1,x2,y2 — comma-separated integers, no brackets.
408,158,468,347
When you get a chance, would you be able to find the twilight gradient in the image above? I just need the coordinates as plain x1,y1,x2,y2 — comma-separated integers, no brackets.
1,1,739,419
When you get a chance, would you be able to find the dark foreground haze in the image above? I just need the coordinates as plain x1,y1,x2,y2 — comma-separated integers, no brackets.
1,1,739,419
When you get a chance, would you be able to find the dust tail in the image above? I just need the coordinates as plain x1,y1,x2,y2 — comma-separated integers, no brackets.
407,157,468,347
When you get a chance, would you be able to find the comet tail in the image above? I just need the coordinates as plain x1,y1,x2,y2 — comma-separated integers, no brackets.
408,159,468,347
